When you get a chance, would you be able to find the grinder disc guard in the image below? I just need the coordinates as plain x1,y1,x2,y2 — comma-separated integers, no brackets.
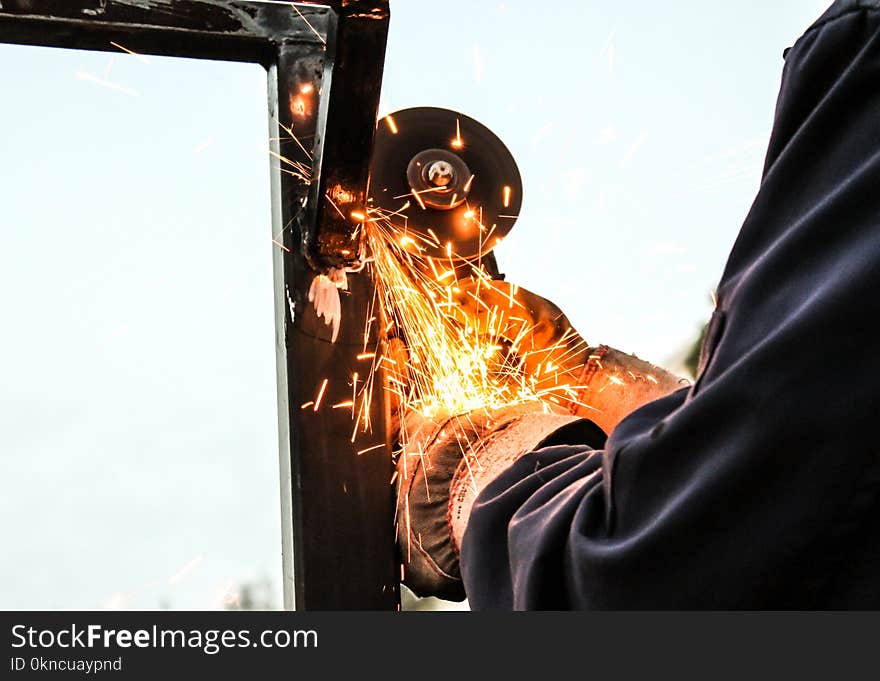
369,107,522,259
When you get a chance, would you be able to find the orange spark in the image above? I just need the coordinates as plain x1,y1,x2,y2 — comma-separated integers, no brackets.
289,94,307,118
168,555,203,585
110,41,151,64
291,3,327,44
451,118,463,148
313,379,329,411
74,70,139,97
411,187,427,210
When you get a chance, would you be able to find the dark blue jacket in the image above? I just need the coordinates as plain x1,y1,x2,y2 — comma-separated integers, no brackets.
460,0,880,609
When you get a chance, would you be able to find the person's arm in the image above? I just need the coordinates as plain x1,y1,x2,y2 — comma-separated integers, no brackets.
462,3,880,609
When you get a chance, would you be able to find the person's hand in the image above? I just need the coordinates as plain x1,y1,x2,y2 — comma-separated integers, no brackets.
564,345,687,434
395,402,605,600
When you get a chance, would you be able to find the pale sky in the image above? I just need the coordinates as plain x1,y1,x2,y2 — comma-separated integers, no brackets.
0,0,832,609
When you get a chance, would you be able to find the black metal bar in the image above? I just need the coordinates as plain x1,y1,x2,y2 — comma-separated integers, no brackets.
266,0,396,610
0,0,396,610
0,0,329,63
269,1,397,609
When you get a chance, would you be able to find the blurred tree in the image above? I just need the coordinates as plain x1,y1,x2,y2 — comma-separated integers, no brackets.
683,323,708,379
224,576,276,610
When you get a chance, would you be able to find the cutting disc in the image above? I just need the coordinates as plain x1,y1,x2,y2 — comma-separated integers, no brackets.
369,107,523,260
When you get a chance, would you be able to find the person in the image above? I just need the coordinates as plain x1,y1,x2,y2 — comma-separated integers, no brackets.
395,0,880,609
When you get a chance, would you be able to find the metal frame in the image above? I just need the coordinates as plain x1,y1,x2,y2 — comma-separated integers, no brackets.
0,0,397,610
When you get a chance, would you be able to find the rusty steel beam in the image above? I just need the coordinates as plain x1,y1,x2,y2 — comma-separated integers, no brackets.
0,0,397,610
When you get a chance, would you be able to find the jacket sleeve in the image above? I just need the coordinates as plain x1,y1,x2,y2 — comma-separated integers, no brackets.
459,0,880,610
